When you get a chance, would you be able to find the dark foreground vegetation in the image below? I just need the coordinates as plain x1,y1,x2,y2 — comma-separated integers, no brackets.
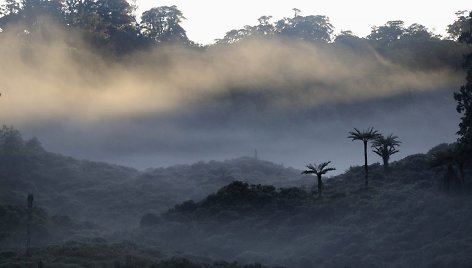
0,241,281,268
133,144,472,267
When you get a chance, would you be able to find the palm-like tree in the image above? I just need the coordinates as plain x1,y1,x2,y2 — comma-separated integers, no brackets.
348,127,381,188
372,134,401,172
302,161,336,197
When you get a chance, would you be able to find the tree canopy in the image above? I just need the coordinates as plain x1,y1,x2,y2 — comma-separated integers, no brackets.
454,11,472,155
0,2,468,64
302,161,336,197
372,134,401,172
141,5,188,44
447,10,472,41
217,10,333,44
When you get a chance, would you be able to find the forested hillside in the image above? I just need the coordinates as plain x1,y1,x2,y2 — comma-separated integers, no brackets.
0,127,310,229
2,130,472,267
136,146,472,267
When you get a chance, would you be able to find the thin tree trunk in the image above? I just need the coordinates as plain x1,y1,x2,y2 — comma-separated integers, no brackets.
459,162,465,185
364,141,368,188
317,175,322,197
444,164,456,192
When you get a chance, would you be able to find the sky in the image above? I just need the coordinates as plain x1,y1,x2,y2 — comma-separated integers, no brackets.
135,0,470,44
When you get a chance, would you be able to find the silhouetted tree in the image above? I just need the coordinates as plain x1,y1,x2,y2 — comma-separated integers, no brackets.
0,0,146,54
372,134,401,172
0,0,64,35
0,126,25,175
367,20,405,47
255,15,274,36
333,30,374,55
0,125,23,154
301,161,335,197
403,23,436,40
216,16,275,44
63,0,144,54
454,145,469,184
140,5,188,44
348,127,381,188
276,12,333,42
447,10,471,41
454,11,472,168
431,149,462,191
216,27,253,44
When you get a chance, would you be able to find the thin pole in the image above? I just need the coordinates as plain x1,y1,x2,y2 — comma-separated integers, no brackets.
26,194,33,256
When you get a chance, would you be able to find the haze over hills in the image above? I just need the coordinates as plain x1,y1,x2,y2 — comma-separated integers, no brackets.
6,35,465,171
0,1,472,267
137,152,472,267
0,2,468,171
0,130,311,227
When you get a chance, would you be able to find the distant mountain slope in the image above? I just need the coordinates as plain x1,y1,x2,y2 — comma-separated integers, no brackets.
133,157,311,214
0,127,140,226
0,128,310,229
0,202,98,250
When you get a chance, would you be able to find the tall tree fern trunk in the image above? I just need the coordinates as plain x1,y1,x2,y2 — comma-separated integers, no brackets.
317,175,323,197
364,141,368,188
383,156,389,173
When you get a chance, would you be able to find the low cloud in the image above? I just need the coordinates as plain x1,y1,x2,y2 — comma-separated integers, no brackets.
0,24,461,124
0,23,463,170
